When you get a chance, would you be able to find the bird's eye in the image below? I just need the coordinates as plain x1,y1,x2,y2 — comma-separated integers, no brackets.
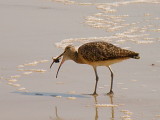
66,45,72,50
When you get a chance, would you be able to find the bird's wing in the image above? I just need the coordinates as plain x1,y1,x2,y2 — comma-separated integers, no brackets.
78,42,136,62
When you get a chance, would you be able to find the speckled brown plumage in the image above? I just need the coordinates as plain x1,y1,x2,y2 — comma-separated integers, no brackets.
78,41,139,62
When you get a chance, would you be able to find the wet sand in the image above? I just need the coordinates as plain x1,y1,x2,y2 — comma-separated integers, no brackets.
0,0,160,120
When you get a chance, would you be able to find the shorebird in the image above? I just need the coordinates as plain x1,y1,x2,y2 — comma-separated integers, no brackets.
50,41,140,95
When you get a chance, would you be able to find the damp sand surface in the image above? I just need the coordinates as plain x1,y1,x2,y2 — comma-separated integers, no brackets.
0,0,160,120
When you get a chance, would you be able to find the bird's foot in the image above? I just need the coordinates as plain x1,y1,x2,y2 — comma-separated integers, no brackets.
107,90,114,96
91,92,98,96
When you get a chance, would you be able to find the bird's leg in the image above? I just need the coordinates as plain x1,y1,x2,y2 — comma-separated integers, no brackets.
93,67,99,96
107,66,114,95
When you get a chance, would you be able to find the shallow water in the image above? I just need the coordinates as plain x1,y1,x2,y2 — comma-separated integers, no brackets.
0,0,160,120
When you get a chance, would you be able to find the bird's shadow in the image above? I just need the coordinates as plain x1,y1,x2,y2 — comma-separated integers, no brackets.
13,91,89,98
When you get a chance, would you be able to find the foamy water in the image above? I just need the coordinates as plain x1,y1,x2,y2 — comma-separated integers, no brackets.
53,0,160,49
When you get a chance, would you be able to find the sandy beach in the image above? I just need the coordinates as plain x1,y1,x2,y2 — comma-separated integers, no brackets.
0,0,160,120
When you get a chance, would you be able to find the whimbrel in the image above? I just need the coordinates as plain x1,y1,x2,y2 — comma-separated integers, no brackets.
50,41,140,95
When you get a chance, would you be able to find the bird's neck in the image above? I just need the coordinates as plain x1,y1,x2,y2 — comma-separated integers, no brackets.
70,51,83,64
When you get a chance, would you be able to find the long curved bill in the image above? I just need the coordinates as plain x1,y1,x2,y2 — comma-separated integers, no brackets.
50,58,56,69
50,51,65,69
56,57,65,78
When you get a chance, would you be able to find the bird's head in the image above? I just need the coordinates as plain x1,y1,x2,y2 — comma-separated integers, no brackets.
50,45,76,78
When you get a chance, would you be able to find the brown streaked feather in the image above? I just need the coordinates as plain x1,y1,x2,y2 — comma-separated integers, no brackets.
78,41,139,62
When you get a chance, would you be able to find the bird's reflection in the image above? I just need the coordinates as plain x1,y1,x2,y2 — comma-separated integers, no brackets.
51,95,115,120
93,95,115,120
110,95,115,119
50,106,63,120
93,96,99,120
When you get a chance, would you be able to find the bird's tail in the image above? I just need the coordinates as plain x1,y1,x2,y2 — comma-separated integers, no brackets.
131,53,140,59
